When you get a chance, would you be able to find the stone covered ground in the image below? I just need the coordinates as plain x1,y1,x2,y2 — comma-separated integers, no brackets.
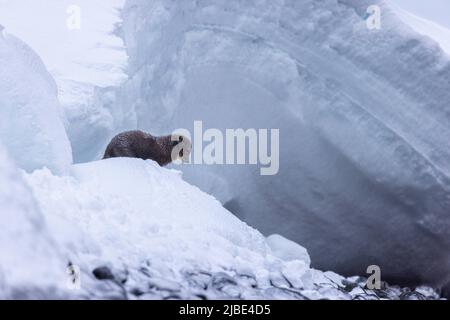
82,265,444,300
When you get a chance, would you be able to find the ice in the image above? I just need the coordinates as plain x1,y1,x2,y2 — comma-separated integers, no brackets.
105,0,450,290
0,32,72,174
26,158,271,274
266,234,311,266
0,0,128,163
0,143,66,298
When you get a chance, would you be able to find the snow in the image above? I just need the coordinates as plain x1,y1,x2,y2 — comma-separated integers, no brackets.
20,157,441,299
0,31,72,175
23,157,342,299
0,143,66,298
26,158,270,271
108,0,450,291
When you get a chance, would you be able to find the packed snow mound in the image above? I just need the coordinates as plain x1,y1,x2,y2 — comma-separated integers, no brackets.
0,144,66,299
27,158,270,270
0,0,128,163
24,158,320,299
22,158,442,299
107,0,450,289
0,32,72,175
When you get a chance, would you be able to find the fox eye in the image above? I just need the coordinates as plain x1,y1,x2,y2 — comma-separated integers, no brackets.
179,136,183,142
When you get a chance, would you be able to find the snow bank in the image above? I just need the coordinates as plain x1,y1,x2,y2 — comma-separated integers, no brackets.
27,158,269,270
0,144,66,299
111,0,450,289
0,32,72,174
23,158,364,299
21,158,442,299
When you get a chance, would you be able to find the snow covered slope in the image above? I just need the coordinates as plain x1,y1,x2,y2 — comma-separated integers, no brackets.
22,158,441,299
0,31,72,174
109,0,450,290
22,158,344,299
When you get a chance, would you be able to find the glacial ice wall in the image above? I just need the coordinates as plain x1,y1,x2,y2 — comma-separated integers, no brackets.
113,0,450,289
0,0,128,163
0,32,72,174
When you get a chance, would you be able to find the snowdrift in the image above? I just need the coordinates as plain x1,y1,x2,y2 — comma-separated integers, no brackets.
21,158,440,299
104,0,450,289
16,156,380,300
0,152,438,299
0,31,72,174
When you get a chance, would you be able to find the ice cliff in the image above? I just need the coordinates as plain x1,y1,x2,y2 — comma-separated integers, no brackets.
0,31,72,174
108,0,450,290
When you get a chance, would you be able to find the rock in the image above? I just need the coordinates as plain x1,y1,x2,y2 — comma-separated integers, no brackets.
210,272,238,290
93,266,115,281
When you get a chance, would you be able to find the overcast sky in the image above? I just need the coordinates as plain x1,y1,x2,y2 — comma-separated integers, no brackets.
389,0,450,29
